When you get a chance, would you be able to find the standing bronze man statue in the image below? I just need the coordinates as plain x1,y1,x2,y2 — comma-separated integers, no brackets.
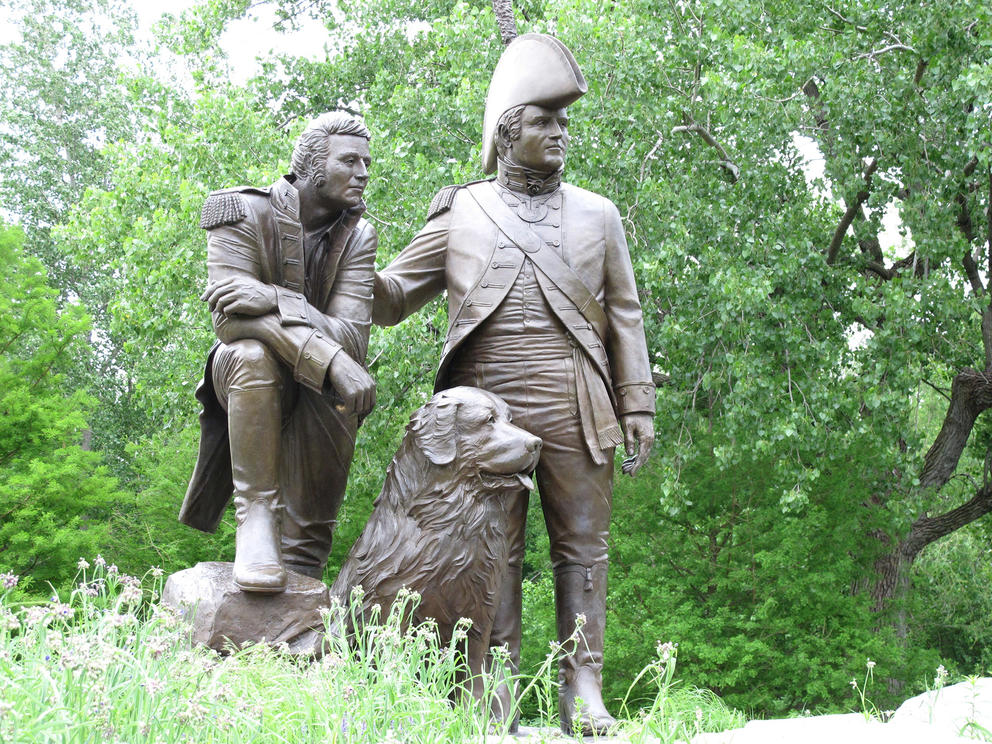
180,112,377,593
373,35,655,735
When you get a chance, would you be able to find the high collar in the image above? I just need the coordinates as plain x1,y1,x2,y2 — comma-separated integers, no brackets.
277,173,367,231
495,157,562,196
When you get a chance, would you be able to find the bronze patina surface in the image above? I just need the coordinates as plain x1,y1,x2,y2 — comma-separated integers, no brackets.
373,34,656,735
180,113,377,594
331,386,541,702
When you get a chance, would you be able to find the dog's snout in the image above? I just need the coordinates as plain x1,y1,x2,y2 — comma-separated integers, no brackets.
526,435,542,453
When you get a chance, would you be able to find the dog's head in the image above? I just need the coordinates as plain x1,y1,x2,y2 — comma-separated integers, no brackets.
407,386,541,490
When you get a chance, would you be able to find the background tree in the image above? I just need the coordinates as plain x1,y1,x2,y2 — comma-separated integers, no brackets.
3,0,991,718
0,223,122,596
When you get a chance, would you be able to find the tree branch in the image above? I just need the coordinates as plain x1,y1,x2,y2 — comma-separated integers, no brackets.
851,43,918,62
824,4,868,32
958,157,983,297
865,252,924,281
671,123,740,182
904,484,992,558
638,131,665,185
921,377,952,402
961,251,984,294
919,368,992,490
826,158,878,264
802,78,838,161
987,166,992,286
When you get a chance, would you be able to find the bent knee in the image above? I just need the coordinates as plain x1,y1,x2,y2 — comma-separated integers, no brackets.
213,339,283,390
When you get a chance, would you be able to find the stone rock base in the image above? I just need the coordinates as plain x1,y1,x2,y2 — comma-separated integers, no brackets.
161,561,331,655
890,678,992,739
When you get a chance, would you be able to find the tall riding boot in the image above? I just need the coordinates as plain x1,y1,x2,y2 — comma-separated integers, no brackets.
488,563,522,732
556,562,616,736
229,387,287,593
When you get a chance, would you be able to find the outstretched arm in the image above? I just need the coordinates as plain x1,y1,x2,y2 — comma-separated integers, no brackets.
372,207,451,327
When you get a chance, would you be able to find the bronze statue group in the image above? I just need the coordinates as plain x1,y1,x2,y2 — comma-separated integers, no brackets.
179,34,655,737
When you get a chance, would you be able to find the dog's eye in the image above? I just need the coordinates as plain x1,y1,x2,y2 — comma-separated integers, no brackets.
487,414,496,424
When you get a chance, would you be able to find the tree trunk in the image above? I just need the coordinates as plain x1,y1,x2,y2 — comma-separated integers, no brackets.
492,0,518,45
871,368,992,612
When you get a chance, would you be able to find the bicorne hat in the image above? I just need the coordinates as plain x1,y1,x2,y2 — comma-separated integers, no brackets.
481,33,588,174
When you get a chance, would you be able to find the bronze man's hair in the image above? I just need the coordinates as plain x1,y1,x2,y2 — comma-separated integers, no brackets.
291,112,371,187
494,104,526,159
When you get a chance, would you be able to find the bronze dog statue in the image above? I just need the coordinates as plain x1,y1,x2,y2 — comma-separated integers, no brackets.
331,386,541,700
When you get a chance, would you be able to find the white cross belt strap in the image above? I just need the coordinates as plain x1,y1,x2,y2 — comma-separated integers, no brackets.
467,183,609,342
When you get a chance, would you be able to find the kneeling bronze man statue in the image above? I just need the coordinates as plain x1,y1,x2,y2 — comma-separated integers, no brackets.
180,112,378,593
373,34,656,735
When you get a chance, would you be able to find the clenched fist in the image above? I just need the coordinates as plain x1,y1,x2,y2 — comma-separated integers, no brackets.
328,352,376,418
620,413,655,477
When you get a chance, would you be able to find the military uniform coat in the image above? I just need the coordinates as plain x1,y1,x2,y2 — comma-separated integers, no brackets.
374,179,655,443
181,175,377,535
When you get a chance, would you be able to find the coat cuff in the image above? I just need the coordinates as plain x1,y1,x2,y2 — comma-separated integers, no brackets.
294,329,340,393
614,382,656,415
275,285,310,326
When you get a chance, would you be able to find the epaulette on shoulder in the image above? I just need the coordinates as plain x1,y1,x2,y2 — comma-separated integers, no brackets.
199,186,270,230
426,185,461,222
426,179,494,222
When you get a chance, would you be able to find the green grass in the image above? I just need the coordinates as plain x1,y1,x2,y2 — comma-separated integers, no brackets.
0,561,742,743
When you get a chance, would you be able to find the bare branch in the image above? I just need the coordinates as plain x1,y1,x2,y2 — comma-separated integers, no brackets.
904,484,992,557
865,252,924,281
921,377,952,402
802,78,839,161
436,120,475,146
671,122,740,183
824,4,868,32
757,77,814,105
982,308,992,371
920,368,992,490
665,0,687,34
961,251,984,294
957,157,983,294
987,166,992,284
638,131,665,184
851,43,919,62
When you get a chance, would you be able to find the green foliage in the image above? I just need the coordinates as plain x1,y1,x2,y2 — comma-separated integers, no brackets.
0,561,742,741
0,0,137,271
606,448,945,716
0,225,122,597
2,0,992,719
911,524,992,674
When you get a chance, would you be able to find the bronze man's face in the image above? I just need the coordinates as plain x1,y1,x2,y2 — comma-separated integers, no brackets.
315,134,371,212
509,104,569,172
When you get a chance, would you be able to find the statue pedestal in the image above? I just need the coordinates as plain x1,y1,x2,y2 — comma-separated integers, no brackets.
161,561,330,655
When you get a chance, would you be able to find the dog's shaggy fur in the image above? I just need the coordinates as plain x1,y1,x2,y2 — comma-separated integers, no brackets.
331,386,541,691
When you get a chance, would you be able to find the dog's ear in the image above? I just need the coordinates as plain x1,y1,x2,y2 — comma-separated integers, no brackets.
410,395,459,465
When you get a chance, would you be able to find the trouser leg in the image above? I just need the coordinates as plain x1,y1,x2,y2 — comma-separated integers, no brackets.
448,356,615,733
534,408,615,735
487,490,528,732
277,387,355,578
213,340,288,593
